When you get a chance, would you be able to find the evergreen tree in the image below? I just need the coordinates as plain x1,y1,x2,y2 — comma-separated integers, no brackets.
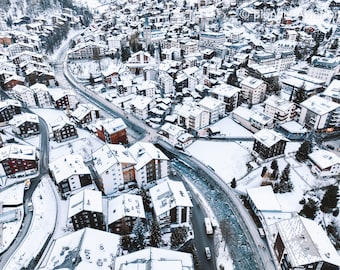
274,164,293,193
170,226,188,249
227,69,238,87
299,198,318,219
231,178,237,188
121,46,131,62
321,185,339,213
89,73,95,86
132,218,146,250
270,160,278,171
293,83,308,104
150,215,162,247
261,166,267,177
295,140,312,162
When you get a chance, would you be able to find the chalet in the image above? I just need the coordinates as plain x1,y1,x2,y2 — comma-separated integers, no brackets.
50,116,78,142
128,142,169,187
253,129,288,159
95,118,128,145
25,67,55,86
3,75,25,90
11,51,44,66
70,103,100,127
0,144,38,177
11,85,36,107
268,215,340,270
114,247,194,269
107,194,146,235
9,113,40,138
40,228,120,270
308,150,340,178
92,144,136,195
0,99,22,125
48,87,78,110
126,51,156,75
68,189,105,231
49,154,93,198
30,83,52,108
149,179,193,232
130,95,155,120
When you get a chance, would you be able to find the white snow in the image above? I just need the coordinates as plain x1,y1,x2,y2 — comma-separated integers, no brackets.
4,177,57,270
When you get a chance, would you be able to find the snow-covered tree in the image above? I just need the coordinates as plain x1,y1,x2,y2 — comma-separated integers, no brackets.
132,217,146,250
150,215,162,247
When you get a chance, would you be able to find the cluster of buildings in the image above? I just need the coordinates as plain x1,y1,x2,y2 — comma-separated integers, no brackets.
0,0,339,269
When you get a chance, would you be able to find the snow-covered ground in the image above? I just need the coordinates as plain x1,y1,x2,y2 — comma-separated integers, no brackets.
4,177,57,270
30,108,105,163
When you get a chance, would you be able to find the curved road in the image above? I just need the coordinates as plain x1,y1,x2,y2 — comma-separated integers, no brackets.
0,94,50,268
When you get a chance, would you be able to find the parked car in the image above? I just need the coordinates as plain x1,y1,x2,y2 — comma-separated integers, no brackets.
205,247,211,260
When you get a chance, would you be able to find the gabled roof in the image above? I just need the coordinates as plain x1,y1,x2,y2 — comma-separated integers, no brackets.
308,149,340,169
49,154,90,184
199,96,223,111
247,185,281,212
149,179,192,216
50,116,75,131
40,228,120,270
114,247,194,270
68,189,102,218
9,112,39,127
48,87,76,101
71,103,99,120
128,142,168,171
92,144,136,175
0,144,36,161
107,193,145,224
270,215,340,268
253,128,288,147
241,76,265,89
300,95,339,115
95,118,127,134
0,99,22,109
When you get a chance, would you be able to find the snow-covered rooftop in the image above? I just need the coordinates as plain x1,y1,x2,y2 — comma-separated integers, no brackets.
241,76,264,89
308,149,340,170
269,215,340,268
323,79,340,101
254,128,288,147
40,228,120,270
199,96,223,111
107,193,145,224
149,179,193,216
114,247,194,270
280,121,307,134
128,142,168,171
0,144,36,161
49,154,90,184
247,185,282,212
264,95,294,112
92,144,135,175
8,112,39,127
300,95,339,115
68,189,103,218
